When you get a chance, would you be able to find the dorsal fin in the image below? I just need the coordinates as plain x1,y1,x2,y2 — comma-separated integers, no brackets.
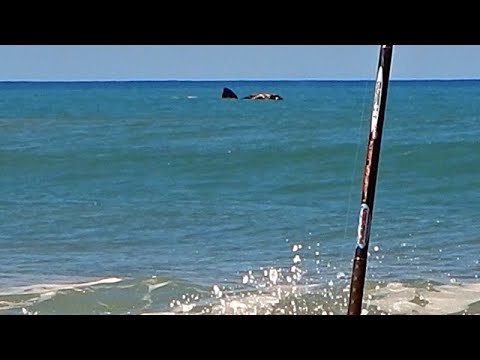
222,87,238,99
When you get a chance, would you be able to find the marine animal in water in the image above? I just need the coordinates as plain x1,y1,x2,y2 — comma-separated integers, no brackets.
222,87,238,99
243,93,283,100
221,87,283,100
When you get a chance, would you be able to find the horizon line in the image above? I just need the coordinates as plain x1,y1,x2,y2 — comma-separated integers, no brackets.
1,78,480,82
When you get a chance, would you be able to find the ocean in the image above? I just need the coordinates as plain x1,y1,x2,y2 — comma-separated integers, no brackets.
0,80,479,315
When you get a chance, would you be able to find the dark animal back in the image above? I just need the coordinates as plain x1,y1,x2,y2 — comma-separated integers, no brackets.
222,88,238,99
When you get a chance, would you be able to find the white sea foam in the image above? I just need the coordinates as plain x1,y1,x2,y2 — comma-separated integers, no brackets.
147,281,171,292
367,282,480,315
0,277,123,297
0,277,121,312
141,279,480,316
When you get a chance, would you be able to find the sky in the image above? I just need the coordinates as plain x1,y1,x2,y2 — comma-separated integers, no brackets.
0,45,479,81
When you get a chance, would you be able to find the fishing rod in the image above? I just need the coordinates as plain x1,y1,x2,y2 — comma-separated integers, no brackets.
347,45,394,315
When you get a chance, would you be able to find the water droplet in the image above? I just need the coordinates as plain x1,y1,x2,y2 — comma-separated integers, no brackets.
401,243,406,247
293,255,301,264
373,246,380,252
292,244,299,252
269,269,278,284
328,280,334,287
315,251,320,256
213,285,222,297
336,272,346,279
242,275,249,284
450,278,457,284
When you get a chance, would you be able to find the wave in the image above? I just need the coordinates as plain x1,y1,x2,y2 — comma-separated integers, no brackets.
2,271,479,315
145,280,480,316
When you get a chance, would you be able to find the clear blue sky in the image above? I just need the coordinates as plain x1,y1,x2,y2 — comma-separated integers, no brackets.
0,45,478,81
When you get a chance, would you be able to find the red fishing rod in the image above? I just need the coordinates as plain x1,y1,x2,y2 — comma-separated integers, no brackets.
347,45,394,315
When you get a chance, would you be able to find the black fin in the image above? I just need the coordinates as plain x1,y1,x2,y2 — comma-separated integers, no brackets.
222,87,238,99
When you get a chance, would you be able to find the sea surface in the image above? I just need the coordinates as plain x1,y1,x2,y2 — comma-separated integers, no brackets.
0,80,479,315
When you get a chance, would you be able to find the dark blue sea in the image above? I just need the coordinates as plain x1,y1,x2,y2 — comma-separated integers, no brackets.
1,80,479,315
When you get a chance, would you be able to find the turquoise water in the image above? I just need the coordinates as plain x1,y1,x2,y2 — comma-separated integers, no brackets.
1,80,479,315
